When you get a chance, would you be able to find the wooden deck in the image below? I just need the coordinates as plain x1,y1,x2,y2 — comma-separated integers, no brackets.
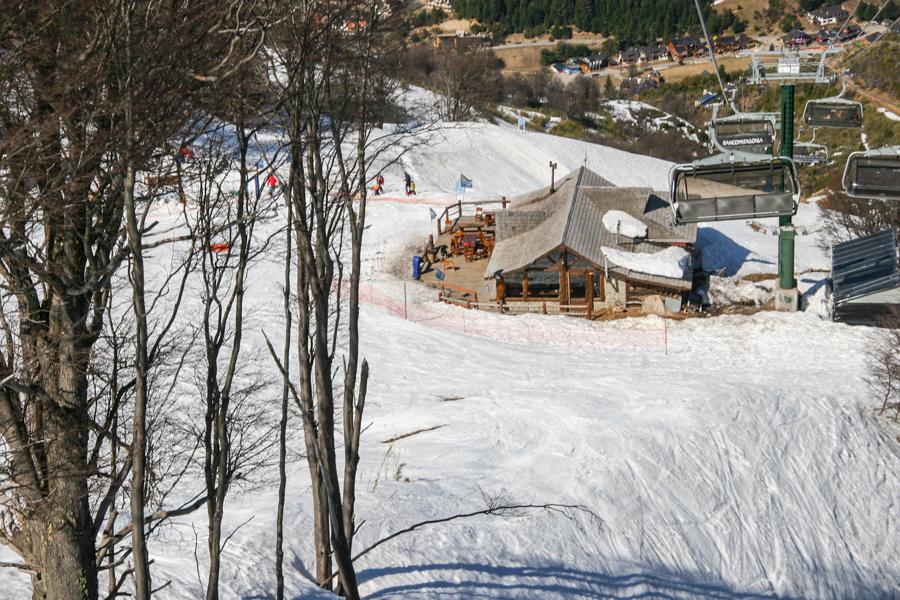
419,228,494,301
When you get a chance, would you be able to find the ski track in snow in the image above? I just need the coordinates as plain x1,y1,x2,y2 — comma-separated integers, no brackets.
1,120,897,600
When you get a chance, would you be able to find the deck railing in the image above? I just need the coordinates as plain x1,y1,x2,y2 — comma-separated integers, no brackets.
436,198,508,235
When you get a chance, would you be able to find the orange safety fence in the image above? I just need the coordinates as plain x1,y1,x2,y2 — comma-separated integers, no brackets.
347,279,669,352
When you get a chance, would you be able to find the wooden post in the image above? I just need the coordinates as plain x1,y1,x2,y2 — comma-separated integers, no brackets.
496,276,506,302
586,271,594,320
522,273,529,301
599,272,606,302
558,249,569,309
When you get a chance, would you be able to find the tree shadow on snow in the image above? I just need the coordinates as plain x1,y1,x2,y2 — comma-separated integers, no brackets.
696,228,772,277
357,561,889,600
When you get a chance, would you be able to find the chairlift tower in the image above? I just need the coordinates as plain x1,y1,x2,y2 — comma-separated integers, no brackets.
747,50,837,85
776,84,800,312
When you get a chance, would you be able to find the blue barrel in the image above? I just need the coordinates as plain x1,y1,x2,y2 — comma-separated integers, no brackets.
412,256,422,280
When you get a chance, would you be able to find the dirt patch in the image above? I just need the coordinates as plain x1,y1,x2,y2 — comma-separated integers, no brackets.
493,46,547,72
742,273,779,282
436,18,477,34
659,56,752,83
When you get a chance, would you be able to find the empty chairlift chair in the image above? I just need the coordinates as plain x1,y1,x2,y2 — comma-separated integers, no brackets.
803,98,864,128
793,129,829,166
842,146,900,200
710,113,779,155
670,152,801,224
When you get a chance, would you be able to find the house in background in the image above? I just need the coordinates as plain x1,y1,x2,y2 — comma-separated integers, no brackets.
433,33,486,52
618,47,642,65
832,230,900,326
667,37,703,60
578,53,610,73
809,4,850,26
484,168,697,317
783,29,814,48
638,45,668,62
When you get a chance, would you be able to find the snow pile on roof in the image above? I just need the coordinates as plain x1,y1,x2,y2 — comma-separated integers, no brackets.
601,245,691,279
602,209,648,238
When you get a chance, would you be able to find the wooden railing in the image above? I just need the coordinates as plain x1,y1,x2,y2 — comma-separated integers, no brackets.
438,291,597,318
436,198,508,236
438,283,479,307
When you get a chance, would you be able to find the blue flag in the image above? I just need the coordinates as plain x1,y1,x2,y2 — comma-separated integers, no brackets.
459,174,473,189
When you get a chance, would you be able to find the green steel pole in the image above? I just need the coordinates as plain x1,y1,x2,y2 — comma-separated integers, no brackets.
778,84,797,291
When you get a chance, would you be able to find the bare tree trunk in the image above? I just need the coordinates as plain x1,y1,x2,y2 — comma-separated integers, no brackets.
124,159,153,600
289,138,333,589
275,183,293,600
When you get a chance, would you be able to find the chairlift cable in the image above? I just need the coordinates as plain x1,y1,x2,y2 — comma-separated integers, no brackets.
816,0,868,77
851,14,900,61
692,0,734,113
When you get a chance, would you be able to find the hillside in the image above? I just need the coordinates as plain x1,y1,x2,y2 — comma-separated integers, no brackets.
451,0,744,40
3,118,896,599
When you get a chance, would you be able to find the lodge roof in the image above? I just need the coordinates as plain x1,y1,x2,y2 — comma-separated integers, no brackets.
486,168,697,291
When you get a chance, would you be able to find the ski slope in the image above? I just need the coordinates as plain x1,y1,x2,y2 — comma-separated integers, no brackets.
1,120,896,600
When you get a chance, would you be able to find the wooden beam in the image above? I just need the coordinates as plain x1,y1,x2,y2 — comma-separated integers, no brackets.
586,271,594,320
522,273,529,301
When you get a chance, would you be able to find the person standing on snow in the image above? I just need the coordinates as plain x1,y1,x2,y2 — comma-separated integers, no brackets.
407,180,416,196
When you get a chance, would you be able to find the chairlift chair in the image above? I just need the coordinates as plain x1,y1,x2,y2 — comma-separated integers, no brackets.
803,81,864,129
803,98,864,128
792,129,830,166
670,152,801,224
710,112,779,155
842,146,900,200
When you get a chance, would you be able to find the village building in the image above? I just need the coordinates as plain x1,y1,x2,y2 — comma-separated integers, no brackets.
782,29,814,48
618,47,642,65
433,32,486,52
667,36,703,60
809,4,850,26
832,230,900,326
835,23,862,41
638,45,669,62
483,168,697,317
618,76,660,96
577,53,610,73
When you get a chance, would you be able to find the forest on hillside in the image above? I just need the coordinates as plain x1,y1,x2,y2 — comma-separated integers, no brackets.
451,0,744,40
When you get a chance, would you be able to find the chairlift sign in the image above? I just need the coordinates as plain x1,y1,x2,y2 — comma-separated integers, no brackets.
719,133,774,148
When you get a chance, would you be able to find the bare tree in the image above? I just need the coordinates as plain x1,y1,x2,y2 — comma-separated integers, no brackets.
264,1,411,596
182,112,282,599
867,311,900,421
0,1,266,597
431,47,505,121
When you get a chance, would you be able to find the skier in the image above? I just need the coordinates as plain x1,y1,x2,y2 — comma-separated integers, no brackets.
404,171,412,194
371,181,383,196
376,174,385,188
406,180,416,196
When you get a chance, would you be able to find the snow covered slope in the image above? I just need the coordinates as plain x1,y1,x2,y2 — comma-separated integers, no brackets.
373,122,672,201
2,120,894,600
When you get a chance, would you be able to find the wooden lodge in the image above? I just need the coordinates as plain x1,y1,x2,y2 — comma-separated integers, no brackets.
422,168,698,318
485,168,697,317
